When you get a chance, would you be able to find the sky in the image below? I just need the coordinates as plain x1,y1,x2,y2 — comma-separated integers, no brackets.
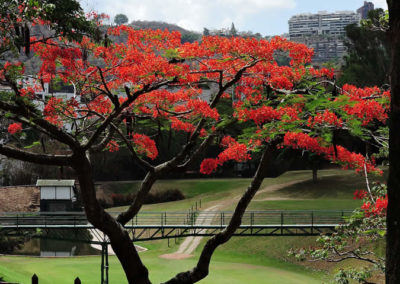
81,0,388,36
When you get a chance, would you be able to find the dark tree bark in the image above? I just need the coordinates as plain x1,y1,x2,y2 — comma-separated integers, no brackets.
71,151,151,284
386,1,400,283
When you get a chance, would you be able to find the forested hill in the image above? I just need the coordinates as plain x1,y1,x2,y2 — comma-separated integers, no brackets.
130,20,201,43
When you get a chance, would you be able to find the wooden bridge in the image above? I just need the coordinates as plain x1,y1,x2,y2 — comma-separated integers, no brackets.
0,210,352,242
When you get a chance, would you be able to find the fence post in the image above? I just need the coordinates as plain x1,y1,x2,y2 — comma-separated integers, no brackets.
74,277,81,284
32,274,38,284
250,212,254,234
101,244,104,284
311,211,314,234
280,212,284,235
105,244,109,284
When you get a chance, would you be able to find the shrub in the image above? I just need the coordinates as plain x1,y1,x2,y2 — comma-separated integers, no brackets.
109,189,185,207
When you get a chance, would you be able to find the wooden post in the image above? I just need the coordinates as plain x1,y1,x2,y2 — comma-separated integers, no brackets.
74,277,81,284
32,274,38,284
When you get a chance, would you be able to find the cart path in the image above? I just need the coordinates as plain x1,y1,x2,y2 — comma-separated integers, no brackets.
160,204,221,259
90,228,147,255
159,179,311,260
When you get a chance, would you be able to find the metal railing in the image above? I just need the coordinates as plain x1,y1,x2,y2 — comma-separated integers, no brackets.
0,210,353,229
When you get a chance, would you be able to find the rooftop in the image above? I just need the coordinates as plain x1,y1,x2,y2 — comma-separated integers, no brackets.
36,179,75,187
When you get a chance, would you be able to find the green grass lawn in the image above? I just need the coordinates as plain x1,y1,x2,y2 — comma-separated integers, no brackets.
0,246,323,284
0,168,379,283
108,169,366,213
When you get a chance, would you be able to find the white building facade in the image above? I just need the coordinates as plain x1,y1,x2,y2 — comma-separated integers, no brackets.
288,11,361,63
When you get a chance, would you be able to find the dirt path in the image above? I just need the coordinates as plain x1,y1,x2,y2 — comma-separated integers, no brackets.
254,179,305,198
159,179,307,260
160,204,221,259
90,228,147,255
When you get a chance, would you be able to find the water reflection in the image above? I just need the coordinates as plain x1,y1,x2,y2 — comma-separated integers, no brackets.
14,229,101,256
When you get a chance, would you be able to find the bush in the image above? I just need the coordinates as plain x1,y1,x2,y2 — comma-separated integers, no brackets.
109,188,185,207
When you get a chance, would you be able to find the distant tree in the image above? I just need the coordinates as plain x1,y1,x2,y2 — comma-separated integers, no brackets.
254,32,262,39
230,22,237,37
180,31,201,43
114,13,129,25
338,9,390,87
203,27,210,36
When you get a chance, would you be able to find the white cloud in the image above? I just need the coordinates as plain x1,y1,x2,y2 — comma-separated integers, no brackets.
371,0,388,9
84,0,295,32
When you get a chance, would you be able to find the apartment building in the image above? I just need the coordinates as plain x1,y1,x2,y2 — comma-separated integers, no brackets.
288,10,361,63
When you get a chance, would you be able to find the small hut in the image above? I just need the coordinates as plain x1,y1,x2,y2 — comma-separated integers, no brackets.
36,179,79,212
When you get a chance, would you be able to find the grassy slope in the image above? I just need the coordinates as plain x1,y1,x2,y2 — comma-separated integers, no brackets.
0,255,322,284
0,169,374,283
108,169,365,212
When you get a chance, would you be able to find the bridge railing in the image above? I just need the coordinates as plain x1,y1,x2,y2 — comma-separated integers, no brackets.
0,210,353,228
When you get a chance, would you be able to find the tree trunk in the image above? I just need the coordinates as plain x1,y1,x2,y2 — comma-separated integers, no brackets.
312,167,317,184
71,151,151,284
386,1,400,283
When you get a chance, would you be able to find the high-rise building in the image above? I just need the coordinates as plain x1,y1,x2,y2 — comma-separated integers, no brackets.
357,1,375,19
288,11,361,63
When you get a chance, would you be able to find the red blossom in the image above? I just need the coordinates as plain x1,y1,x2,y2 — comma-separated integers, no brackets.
106,140,119,152
200,158,218,175
132,133,158,160
8,123,22,134
353,189,368,200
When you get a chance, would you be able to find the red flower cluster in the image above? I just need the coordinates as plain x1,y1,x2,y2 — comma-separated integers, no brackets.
283,132,381,174
170,117,195,133
309,67,335,79
361,195,388,217
132,133,158,160
345,100,387,126
236,106,281,125
200,138,250,174
7,123,22,134
106,140,119,152
220,136,237,148
278,106,300,122
199,158,219,175
43,97,64,126
309,110,342,128
353,189,368,200
341,84,389,126
283,132,323,154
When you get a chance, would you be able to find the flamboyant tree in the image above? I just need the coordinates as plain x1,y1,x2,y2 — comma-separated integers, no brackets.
0,1,391,283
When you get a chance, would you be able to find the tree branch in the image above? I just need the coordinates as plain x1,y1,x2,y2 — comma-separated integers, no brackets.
0,144,72,166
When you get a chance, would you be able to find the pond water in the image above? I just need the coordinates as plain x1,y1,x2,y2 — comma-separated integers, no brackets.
13,229,101,256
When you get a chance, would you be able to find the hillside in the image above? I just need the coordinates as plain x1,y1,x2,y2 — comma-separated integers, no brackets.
130,20,201,43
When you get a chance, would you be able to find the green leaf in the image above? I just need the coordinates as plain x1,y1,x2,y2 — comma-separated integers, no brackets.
24,141,41,149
